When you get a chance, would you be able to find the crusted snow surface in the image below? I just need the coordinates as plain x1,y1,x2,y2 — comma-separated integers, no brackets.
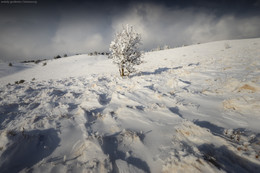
0,38,260,172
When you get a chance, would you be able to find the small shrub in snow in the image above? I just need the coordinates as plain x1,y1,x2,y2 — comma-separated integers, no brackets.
163,45,170,50
54,55,61,59
151,46,161,52
35,60,41,64
225,42,231,49
109,25,142,77
15,80,25,84
9,63,12,66
64,54,68,57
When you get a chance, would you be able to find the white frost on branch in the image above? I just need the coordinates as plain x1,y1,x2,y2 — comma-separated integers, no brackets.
109,25,142,77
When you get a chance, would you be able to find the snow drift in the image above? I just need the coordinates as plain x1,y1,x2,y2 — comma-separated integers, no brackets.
0,38,260,172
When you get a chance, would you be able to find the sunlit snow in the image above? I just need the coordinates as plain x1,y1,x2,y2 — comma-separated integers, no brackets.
0,38,260,172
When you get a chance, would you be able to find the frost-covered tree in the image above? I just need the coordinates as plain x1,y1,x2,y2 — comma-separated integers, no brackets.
163,45,170,50
109,25,142,77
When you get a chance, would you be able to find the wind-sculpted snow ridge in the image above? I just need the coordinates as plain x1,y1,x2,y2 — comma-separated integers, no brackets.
0,38,260,172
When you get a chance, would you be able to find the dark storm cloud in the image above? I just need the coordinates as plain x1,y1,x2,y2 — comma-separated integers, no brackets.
112,2,260,48
0,0,260,61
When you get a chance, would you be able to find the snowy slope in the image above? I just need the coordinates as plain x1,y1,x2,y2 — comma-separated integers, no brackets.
0,38,260,173
0,55,116,86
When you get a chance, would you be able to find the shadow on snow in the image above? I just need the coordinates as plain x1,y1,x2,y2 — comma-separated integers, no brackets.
130,66,183,78
0,128,60,173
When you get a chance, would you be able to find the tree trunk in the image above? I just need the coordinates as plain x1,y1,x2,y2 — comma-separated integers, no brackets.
121,67,124,77
119,65,124,77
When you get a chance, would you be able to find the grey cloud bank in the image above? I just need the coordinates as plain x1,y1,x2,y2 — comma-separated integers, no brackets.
0,0,260,61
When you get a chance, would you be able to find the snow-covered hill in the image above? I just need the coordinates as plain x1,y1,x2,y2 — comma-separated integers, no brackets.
0,38,260,173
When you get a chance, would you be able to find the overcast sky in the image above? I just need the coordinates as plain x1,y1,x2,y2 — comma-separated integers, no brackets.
0,0,260,61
